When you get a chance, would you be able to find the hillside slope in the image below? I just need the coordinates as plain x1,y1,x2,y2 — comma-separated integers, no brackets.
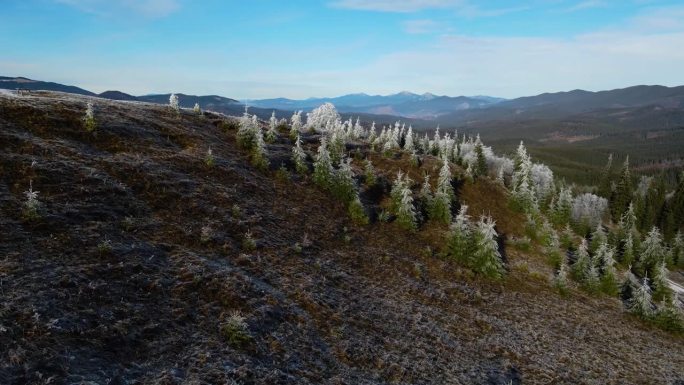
0,91,682,385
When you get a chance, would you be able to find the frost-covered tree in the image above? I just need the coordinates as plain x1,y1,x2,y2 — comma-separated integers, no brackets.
205,147,215,167
472,215,505,279
630,276,654,317
622,232,635,267
251,125,268,170
22,180,40,220
551,186,573,225
292,135,308,174
367,122,377,147
554,259,570,294
640,226,668,272
571,193,608,232
673,231,684,266
313,138,334,188
612,157,634,220
596,242,619,295
447,205,472,264
332,157,356,202
306,102,340,133
404,125,414,152
169,93,180,112
572,239,591,281
265,111,278,143
531,163,554,203
390,172,417,230
193,102,201,115
348,196,369,225
352,117,364,139
589,223,607,254
363,159,376,186
237,108,259,150
511,142,538,213
83,102,96,131
651,260,672,301
584,263,600,292
290,111,303,139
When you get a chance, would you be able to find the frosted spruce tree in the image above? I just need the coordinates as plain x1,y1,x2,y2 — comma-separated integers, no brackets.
313,138,334,189
404,125,414,152
572,238,591,282
630,276,654,318
364,159,376,186
22,180,40,220
266,111,278,143
305,102,340,133
553,259,571,295
472,215,505,279
673,231,684,266
169,93,180,113
511,142,538,213
289,111,303,140
651,260,672,301
251,125,268,170
429,157,453,224
474,142,488,177
640,226,667,273
83,102,96,131
447,205,472,264
595,242,619,295
193,102,201,115
237,108,258,150
551,186,573,225
390,172,417,230
332,157,356,203
292,135,308,174
589,223,607,255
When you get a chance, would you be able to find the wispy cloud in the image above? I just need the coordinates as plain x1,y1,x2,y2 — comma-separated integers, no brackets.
402,19,443,34
55,0,181,18
563,1,608,13
329,0,462,13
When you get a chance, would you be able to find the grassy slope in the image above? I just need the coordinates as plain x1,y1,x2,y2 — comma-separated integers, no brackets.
0,91,682,385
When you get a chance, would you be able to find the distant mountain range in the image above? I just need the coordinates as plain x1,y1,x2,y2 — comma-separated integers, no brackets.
244,92,507,119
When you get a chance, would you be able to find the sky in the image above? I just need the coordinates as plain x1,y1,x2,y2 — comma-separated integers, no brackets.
1,0,683,99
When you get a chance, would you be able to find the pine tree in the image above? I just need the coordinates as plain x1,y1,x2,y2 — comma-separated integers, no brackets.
472,215,505,279
237,108,258,150
596,242,619,295
630,276,654,318
193,102,201,115
511,141,538,213
584,263,600,293
597,153,614,199
551,186,573,225
292,135,308,174
572,239,591,281
622,232,635,267
672,231,684,267
313,138,334,189
348,196,369,225
83,102,96,131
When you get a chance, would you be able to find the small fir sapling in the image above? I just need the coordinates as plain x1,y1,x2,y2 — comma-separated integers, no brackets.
429,157,453,224
447,205,472,264
313,138,334,189
364,159,376,186
471,215,506,279
390,172,417,230
651,260,672,302
348,196,369,225
266,111,278,143
291,135,308,174
572,239,591,282
553,259,571,295
205,147,215,167
596,242,619,295
290,111,303,140
83,102,96,131
250,126,269,170
169,93,180,113
22,180,40,220
403,126,414,152
332,157,356,202
630,276,654,318
193,102,201,115
242,230,257,250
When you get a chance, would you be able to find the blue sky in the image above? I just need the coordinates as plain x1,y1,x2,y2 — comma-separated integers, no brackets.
1,0,683,98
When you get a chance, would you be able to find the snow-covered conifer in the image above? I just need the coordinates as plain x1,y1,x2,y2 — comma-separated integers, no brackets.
364,159,376,186
83,102,96,131
305,102,340,132
313,138,334,188
472,215,505,279
237,108,258,149
651,260,672,301
332,157,356,202
630,276,654,317
353,117,364,139
22,180,40,219
554,259,570,294
251,126,268,169
266,111,278,143
596,242,619,295
572,239,591,281
193,102,201,115
571,193,608,230
640,226,667,271
589,223,607,254
205,147,215,167
169,93,180,112
404,125,414,152
292,135,308,174
391,172,417,230
289,111,303,139
447,205,471,264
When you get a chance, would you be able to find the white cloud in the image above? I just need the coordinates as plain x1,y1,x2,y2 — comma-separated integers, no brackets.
564,1,608,13
329,0,462,13
55,0,180,18
402,19,443,34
